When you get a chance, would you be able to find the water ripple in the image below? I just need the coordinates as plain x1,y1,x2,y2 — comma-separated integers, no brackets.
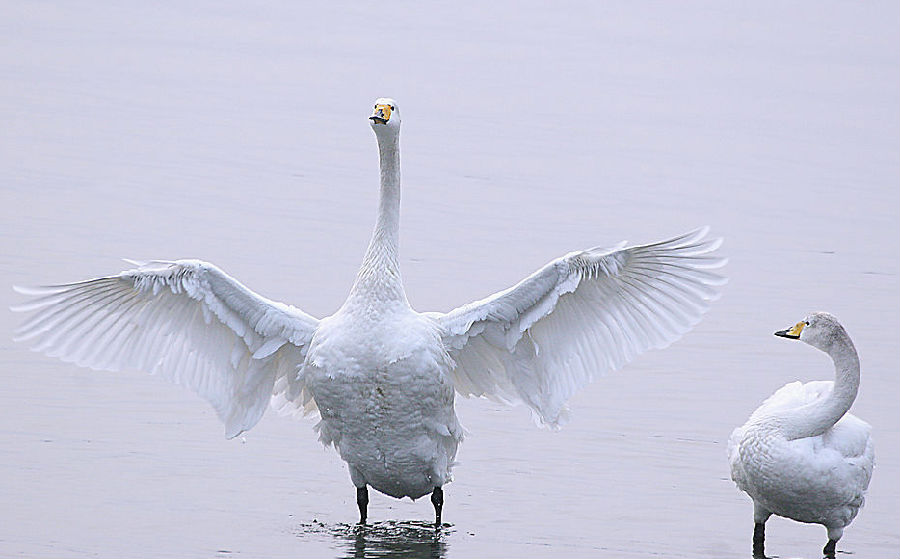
295,520,452,559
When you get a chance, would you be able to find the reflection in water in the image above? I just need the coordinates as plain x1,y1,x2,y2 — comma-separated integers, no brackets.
296,520,450,559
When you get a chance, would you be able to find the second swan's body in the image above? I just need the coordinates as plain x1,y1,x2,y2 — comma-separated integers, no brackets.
729,312,874,558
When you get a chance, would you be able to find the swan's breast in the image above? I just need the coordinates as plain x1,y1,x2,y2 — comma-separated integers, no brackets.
306,308,448,371
303,309,453,425
301,310,461,498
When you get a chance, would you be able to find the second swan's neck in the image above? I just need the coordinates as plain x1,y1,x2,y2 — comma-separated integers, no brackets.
780,332,860,440
347,131,409,308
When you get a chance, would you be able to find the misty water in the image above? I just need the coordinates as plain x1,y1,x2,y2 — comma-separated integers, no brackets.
1,3,898,558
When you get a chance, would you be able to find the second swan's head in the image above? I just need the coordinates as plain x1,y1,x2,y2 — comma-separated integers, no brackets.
774,311,848,352
370,97,401,136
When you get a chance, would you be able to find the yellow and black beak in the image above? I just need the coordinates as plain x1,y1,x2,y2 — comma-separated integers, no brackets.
370,104,392,125
774,321,805,340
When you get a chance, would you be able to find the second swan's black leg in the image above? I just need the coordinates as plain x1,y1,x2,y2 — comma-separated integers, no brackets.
431,487,444,527
752,522,766,558
823,539,837,558
357,486,369,524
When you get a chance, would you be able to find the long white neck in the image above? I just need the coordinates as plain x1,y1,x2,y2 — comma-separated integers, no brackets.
780,331,860,440
347,130,409,308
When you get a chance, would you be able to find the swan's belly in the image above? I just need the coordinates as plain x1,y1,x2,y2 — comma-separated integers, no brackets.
306,355,462,500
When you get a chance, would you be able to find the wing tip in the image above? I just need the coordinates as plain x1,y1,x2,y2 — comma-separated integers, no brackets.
674,225,711,245
691,224,711,240
12,284,59,297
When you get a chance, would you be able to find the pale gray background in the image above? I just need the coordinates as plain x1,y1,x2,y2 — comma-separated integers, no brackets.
1,2,898,558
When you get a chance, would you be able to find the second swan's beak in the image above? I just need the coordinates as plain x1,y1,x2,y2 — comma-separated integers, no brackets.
775,321,805,340
370,104,392,125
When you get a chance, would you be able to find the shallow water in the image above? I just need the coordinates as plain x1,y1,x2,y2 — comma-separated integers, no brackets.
1,2,898,558
295,521,452,559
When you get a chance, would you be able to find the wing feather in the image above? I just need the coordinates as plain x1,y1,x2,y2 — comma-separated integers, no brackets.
432,227,726,426
13,260,320,437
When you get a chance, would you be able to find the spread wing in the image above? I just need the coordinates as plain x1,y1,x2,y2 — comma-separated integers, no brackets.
430,227,726,426
13,260,320,437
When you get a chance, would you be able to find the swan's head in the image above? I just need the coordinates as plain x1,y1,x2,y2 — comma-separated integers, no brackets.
775,311,847,351
369,97,400,136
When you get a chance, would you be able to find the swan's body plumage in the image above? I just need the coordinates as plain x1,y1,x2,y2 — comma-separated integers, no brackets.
307,301,462,500
729,381,873,526
14,98,726,521
728,312,874,557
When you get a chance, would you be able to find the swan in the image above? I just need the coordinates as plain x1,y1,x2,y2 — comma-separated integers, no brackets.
13,97,726,526
728,312,874,558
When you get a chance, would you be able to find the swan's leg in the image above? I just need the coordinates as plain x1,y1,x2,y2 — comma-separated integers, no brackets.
824,524,843,558
752,522,766,558
357,486,369,524
431,487,443,527
752,502,771,559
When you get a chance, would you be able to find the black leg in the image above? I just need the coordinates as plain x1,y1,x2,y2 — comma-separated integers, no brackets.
752,522,766,559
431,487,443,527
823,539,837,558
357,486,369,524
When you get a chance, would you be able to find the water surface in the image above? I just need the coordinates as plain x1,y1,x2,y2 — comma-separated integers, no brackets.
1,2,898,558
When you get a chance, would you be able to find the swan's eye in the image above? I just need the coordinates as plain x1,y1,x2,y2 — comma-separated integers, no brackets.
805,321,810,326
390,105,395,110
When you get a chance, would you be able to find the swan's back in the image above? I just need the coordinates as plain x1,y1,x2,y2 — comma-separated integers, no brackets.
823,413,873,463
751,380,832,420
734,379,873,461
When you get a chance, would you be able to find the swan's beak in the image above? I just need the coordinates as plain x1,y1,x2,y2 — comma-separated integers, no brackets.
774,321,805,340
369,104,392,125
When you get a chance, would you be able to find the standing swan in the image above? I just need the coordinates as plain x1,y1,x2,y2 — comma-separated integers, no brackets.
13,98,726,526
728,312,874,558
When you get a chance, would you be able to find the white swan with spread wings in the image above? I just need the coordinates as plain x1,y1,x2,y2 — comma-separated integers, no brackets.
14,98,726,525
